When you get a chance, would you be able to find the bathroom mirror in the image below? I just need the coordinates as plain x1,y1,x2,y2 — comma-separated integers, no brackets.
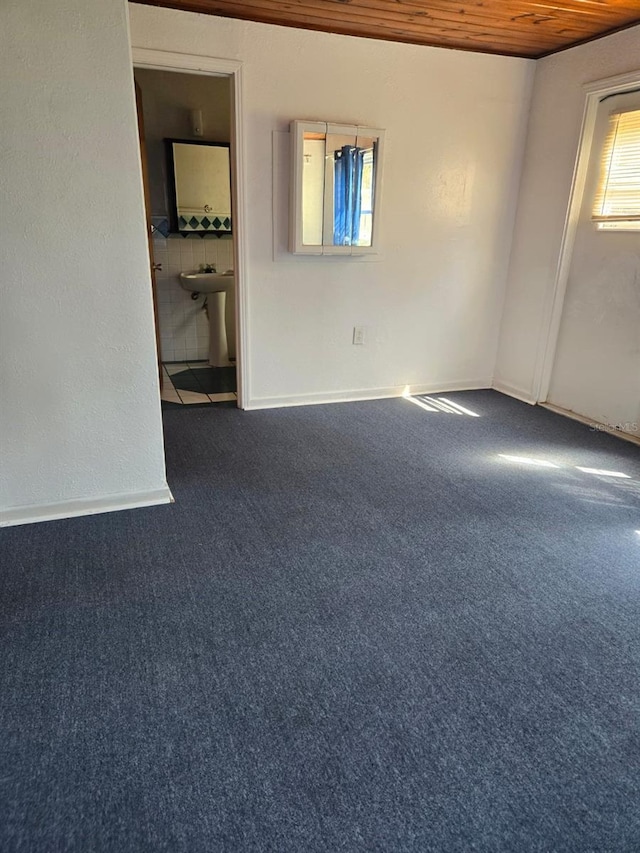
290,121,384,255
166,139,232,235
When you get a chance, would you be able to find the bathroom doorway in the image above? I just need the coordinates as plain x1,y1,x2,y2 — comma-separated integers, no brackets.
133,55,246,409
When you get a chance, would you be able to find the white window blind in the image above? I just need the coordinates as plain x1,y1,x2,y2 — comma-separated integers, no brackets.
592,108,640,225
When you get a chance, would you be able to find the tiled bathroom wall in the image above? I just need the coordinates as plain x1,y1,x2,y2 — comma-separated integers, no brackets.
152,232,234,362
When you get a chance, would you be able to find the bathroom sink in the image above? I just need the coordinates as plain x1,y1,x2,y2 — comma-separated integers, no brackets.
179,271,234,293
179,270,236,368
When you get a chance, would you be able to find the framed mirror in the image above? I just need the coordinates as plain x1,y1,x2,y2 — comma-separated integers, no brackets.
165,139,232,236
290,121,384,255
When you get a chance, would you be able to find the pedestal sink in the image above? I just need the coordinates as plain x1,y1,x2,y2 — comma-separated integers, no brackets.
179,271,235,367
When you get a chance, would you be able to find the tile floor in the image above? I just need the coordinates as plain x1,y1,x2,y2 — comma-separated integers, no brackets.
161,362,237,406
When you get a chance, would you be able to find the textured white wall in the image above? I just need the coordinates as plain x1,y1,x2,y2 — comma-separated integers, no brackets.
130,5,534,407
0,0,170,524
495,25,640,405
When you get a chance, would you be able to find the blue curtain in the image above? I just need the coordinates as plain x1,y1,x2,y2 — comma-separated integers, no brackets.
334,146,365,246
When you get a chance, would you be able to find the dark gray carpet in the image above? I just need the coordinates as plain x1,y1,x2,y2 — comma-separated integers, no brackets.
1,391,639,852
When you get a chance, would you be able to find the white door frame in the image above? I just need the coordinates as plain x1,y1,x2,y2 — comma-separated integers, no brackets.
131,48,250,409
534,69,640,404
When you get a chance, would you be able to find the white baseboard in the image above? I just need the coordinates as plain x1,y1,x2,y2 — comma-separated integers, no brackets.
491,380,537,405
540,403,640,446
0,486,173,529
244,379,492,411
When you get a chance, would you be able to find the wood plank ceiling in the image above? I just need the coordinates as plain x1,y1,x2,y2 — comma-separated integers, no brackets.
134,0,640,58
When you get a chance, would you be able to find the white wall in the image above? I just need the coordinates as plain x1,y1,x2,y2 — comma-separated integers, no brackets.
494,25,640,406
130,5,534,408
0,0,170,526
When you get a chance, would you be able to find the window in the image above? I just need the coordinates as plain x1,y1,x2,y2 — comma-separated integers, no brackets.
592,107,640,231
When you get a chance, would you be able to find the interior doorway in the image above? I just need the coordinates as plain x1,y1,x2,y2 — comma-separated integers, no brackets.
132,51,247,410
545,88,640,439
535,70,640,445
